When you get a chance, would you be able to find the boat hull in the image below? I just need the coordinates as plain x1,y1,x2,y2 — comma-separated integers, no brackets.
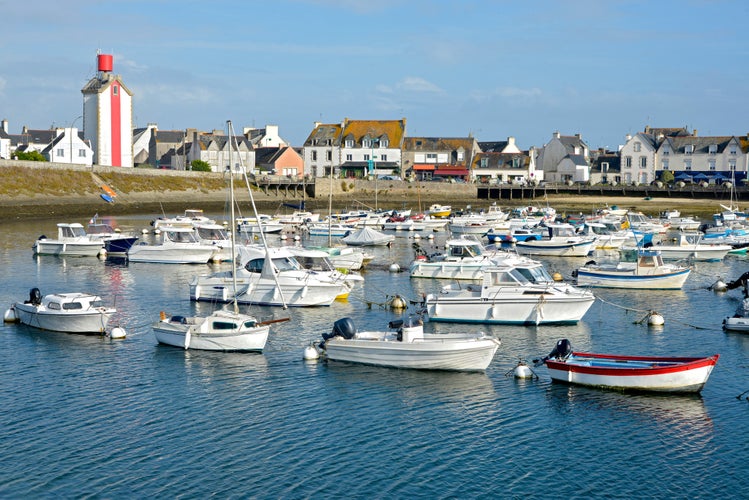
33,241,103,257
654,246,730,262
324,334,500,371
12,304,112,333
723,316,749,332
127,244,217,263
426,294,594,325
190,276,344,307
515,240,594,257
576,268,690,289
545,353,719,393
153,321,269,351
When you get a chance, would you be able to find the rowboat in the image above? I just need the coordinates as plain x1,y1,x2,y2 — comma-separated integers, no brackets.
537,339,719,393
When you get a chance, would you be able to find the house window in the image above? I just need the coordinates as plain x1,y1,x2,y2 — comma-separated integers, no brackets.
380,139,388,147
685,144,694,155
512,157,521,168
624,156,632,168
311,151,317,161
457,151,464,161
326,150,332,161
730,146,737,155
684,159,692,170
415,140,422,146
364,154,370,161
426,153,437,161
57,148,65,157
709,159,716,171
480,158,488,168
78,149,86,157
380,154,387,162
634,142,641,152
662,159,669,170
729,160,736,170
363,138,371,148
346,154,352,161
345,139,353,148
639,156,647,168
662,147,669,156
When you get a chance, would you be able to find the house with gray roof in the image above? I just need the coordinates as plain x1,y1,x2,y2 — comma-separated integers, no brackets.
536,131,590,183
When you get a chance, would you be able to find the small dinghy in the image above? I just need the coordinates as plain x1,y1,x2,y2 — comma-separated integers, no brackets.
536,339,718,393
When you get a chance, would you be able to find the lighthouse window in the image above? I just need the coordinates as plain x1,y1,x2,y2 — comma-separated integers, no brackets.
113,85,118,95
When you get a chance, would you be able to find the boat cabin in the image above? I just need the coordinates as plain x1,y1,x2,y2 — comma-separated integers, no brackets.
545,224,579,239
195,225,229,241
57,223,88,239
163,228,201,243
483,263,554,287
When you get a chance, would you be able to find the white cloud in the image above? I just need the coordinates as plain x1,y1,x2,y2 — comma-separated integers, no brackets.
396,77,442,93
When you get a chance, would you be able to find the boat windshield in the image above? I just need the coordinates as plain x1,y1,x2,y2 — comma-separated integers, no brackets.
515,265,553,283
166,231,199,243
196,227,228,240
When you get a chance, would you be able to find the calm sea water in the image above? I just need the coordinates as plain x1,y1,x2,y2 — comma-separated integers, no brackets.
1,214,749,498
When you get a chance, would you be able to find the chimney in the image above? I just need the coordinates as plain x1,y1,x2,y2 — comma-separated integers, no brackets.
553,131,561,139
693,129,698,137
575,133,582,140
625,134,632,141
1,119,7,133
507,136,516,146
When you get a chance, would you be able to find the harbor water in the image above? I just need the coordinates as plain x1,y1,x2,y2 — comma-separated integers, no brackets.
1,214,748,498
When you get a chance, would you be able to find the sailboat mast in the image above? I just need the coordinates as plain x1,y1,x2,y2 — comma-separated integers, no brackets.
227,120,239,315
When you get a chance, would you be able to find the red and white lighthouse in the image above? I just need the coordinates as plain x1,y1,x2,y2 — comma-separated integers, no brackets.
81,53,133,167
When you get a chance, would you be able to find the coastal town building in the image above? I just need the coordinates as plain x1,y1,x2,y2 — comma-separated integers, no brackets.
620,126,749,185
536,132,590,183
473,137,539,185
254,146,304,177
402,136,479,181
81,54,134,168
589,149,621,185
40,127,94,166
302,119,406,179
0,120,12,159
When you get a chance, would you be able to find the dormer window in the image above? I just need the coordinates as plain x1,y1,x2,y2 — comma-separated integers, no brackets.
685,144,694,155
708,144,718,154
345,139,353,148
480,157,488,168
363,138,372,148
380,139,388,148
662,146,669,156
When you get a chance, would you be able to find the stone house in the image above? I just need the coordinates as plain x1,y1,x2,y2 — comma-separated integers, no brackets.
402,136,479,181
536,131,589,183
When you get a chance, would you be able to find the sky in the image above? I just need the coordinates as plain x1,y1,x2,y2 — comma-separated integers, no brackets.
1,0,747,151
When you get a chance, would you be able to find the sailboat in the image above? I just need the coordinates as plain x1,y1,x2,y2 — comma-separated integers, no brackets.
153,120,279,351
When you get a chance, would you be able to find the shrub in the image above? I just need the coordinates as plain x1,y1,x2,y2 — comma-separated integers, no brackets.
190,160,212,172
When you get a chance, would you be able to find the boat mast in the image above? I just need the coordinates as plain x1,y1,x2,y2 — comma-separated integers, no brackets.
227,120,239,315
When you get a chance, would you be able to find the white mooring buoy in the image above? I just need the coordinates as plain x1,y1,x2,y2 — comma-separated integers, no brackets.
303,344,320,361
389,263,401,273
647,311,665,326
711,280,728,292
109,327,127,339
513,361,535,379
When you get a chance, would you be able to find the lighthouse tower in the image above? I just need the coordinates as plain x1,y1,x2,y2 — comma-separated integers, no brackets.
81,53,133,167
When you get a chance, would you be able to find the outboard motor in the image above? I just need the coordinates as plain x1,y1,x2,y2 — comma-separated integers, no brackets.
27,288,42,306
322,317,357,346
545,339,572,361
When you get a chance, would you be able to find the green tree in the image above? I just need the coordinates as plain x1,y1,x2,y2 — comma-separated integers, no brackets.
659,170,674,184
13,150,47,161
190,160,212,172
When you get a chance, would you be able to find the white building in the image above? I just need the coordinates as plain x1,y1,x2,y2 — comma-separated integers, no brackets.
41,127,94,166
536,131,590,183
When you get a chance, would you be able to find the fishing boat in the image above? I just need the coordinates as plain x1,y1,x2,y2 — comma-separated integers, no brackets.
152,209,215,231
723,271,749,332
424,260,595,325
128,226,220,264
153,121,282,351
312,316,500,372
306,222,356,237
427,204,452,218
514,224,596,257
6,288,115,334
410,236,516,281
189,245,348,307
645,231,732,262
574,249,691,290
537,339,719,393
33,223,105,257
85,219,139,256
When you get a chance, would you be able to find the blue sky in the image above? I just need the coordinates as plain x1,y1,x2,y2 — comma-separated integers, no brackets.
1,0,747,151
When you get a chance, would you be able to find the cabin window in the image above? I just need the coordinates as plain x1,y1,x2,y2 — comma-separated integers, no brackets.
212,321,239,330
63,302,83,310
48,302,61,310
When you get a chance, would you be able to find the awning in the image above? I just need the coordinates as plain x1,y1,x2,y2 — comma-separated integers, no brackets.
434,168,469,176
413,164,436,171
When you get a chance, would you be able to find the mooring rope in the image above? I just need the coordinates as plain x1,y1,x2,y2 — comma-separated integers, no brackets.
593,295,718,331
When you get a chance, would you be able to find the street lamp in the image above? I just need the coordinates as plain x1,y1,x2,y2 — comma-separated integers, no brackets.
70,115,82,164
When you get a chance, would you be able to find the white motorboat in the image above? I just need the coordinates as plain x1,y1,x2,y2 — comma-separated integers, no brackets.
287,247,365,298
580,222,628,249
6,288,115,334
33,223,105,257
313,316,500,372
190,245,349,307
424,260,595,325
575,250,691,290
86,220,138,256
128,226,220,264
153,309,271,351
382,217,425,231
152,209,215,231
305,245,370,271
342,226,395,246
194,223,233,262
410,236,519,280
514,224,596,257
448,214,491,235
307,222,356,237
645,232,732,262
723,271,749,332
237,214,285,234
